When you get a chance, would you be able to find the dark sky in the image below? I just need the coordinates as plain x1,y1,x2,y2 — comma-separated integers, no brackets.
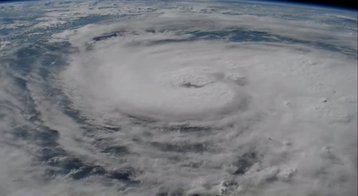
0,0,35,3
261,0,357,10
0,0,356,11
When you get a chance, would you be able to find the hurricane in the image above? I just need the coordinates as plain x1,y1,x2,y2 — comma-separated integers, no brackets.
0,0,357,196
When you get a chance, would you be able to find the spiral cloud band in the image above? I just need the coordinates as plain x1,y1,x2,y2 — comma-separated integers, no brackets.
0,1,357,196
62,39,252,122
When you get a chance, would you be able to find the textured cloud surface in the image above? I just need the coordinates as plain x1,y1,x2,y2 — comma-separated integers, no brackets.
0,0,357,196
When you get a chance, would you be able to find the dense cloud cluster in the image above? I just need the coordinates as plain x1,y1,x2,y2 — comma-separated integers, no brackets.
0,0,357,196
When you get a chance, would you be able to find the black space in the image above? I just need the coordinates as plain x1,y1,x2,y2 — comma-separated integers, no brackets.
0,0,33,2
0,0,356,11
0,0,35,3
265,0,357,10
0,0,358,10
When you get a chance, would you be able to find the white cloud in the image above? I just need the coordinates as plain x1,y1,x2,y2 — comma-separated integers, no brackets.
0,0,356,195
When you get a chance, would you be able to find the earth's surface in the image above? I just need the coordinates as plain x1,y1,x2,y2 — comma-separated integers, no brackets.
0,0,357,196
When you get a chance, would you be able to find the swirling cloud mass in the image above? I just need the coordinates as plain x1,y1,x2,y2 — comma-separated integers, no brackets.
0,0,357,196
